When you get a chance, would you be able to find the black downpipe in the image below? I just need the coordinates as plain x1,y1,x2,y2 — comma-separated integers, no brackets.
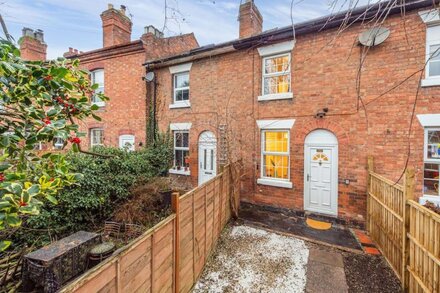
152,72,157,142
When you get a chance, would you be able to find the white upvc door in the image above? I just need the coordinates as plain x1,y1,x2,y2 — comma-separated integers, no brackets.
198,131,217,185
304,141,338,216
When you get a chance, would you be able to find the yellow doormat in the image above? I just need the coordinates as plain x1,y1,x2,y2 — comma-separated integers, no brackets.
306,218,332,230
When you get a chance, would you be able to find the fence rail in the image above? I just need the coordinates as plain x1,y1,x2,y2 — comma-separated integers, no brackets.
61,162,240,293
367,156,440,292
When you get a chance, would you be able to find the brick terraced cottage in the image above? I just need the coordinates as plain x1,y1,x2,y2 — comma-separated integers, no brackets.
62,4,198,151
143,0,440,225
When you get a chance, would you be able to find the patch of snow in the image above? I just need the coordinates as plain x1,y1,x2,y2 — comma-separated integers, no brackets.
194,225,309,293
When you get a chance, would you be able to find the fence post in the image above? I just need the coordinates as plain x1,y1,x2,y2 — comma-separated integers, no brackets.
402,167,415,292
171,192,180,293
367,156,374,232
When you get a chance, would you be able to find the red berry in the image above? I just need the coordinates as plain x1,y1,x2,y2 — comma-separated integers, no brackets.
68,137,81,144
0,173,4,182
44,75,53,81
43,117,51,125
19,201,27,207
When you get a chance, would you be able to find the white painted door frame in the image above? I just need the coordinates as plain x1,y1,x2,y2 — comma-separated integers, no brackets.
198,131,217,186
304,130,338,216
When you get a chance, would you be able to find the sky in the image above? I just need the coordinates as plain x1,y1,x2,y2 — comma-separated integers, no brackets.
0,0,370,59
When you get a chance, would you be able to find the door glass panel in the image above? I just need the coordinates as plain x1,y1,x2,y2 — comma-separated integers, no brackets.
204,149,207,170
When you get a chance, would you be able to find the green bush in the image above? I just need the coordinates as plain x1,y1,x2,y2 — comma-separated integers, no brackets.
12,138,173,247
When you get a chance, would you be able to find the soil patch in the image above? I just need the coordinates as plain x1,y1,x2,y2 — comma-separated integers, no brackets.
343,253,401,293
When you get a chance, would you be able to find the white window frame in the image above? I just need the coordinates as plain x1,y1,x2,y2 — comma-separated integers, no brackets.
421,127,440,205
90,69,105,107
424,34,440,86
172,71,190,108
169,63,192,109
259,53,293,101
419,9,440,87
119,134,135,151
90,128,104,148
256,119,295,188
424,127,440,162
170,130,190,176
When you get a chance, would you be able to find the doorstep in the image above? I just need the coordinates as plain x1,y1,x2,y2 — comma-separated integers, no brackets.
239,202,363,252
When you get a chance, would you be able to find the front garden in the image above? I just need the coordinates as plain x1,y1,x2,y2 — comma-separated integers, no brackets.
0,140,183,291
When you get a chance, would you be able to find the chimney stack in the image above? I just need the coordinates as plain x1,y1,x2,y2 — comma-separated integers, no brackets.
19,27,47,61
101,3,132,47
238,0,263,39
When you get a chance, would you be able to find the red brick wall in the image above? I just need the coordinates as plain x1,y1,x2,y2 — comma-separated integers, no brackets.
20,36,47,61
155,10,436,224
77,51,147,150
239,1,263,39
101,8,132,48
68,33,199,151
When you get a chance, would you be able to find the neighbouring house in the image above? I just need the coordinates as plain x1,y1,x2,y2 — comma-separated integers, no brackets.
60,4,198,151
142,0,440,225
64,4,198,149
18,4,199,152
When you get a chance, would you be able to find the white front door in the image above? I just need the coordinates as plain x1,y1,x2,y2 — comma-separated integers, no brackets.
198,131,217,185
304,130,338,216
119,135,135,151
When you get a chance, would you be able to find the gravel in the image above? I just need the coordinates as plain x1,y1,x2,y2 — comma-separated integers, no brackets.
193,224,309,293
343,253,402,293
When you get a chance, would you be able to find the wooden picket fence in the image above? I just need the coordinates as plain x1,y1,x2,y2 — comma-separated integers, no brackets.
60,162,240,293
367,156,440,292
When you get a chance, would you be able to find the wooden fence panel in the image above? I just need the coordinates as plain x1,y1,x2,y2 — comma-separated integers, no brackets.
367,157,440,292
407,200,440,293
61,163,238,293
367,171,405,280
177,167,235,293
61,215,176,293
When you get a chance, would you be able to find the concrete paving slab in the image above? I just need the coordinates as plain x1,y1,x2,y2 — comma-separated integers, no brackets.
308,248,344,268
306,259,349,293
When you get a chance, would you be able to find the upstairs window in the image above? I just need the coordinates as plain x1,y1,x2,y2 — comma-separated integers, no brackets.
420,10,440,87
173,72,190,104
90,128,104,147
90,69,105,107
257,40,295,101
428,44,440,78
169,62,192,109
263,54,291,95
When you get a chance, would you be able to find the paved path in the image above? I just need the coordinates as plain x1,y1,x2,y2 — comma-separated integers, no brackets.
306,248,349,293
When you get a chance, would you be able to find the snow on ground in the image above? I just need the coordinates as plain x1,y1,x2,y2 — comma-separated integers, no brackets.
193,225,309,293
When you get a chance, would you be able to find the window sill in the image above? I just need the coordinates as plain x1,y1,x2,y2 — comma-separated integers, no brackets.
421,78,440,87
169,102,191,109
419,195,440,206
257,178,292,189
169,169,190,176
257,93,293,101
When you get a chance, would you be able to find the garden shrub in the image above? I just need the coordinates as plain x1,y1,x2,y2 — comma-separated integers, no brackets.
13,138,173,247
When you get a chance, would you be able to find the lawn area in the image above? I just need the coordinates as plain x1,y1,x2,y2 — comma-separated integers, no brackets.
194,224,401,293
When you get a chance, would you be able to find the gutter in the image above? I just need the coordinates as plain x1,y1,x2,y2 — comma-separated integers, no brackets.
143,0,437,68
